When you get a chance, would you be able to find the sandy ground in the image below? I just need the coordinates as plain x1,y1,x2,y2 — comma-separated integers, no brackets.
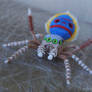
0,0,92,92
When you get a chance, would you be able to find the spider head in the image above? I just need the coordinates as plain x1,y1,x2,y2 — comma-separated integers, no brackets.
43,34,64,46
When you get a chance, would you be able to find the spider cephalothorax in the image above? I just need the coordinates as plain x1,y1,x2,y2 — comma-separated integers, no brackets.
37,34,64,60
1,9,92,85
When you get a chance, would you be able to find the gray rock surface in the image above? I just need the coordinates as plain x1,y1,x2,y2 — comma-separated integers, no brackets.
0,0,92,92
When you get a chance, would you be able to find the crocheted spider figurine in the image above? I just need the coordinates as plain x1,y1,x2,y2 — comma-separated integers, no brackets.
2,9,92,85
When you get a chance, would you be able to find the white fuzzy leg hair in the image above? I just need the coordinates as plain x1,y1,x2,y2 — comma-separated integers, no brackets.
72,54,92,74
2,40,29,48
64,59,71,85
4,46,28,64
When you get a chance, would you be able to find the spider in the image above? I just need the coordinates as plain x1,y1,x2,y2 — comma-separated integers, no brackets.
2,9,92,85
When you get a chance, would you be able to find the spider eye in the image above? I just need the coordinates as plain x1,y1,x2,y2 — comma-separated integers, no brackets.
46,37,51,42
52,39,58,44
59,40,62,45
55,19,60,23
69,23,73,28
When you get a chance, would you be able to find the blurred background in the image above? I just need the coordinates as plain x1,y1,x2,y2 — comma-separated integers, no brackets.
0,0,92,92
17,0,92,23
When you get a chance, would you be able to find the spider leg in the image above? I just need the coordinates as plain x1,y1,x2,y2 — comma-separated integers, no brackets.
28,8,37,40
59,55,71,85
72,54,92,74
4,46,29,64
63,45,79,51
64,59,71,85
2,40,30,48
72,39,92,53
28,9,44,41
2,38,40,48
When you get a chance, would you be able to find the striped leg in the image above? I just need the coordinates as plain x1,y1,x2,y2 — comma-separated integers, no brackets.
72,54,92,74
2,40,29,48
64,59,71,85
4,46,28,64
37,45,45,58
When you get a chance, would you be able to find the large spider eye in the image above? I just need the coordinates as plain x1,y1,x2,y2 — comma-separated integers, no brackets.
46,37,51,42
55,19,60,23
69,23,73,28
52,39,58,44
